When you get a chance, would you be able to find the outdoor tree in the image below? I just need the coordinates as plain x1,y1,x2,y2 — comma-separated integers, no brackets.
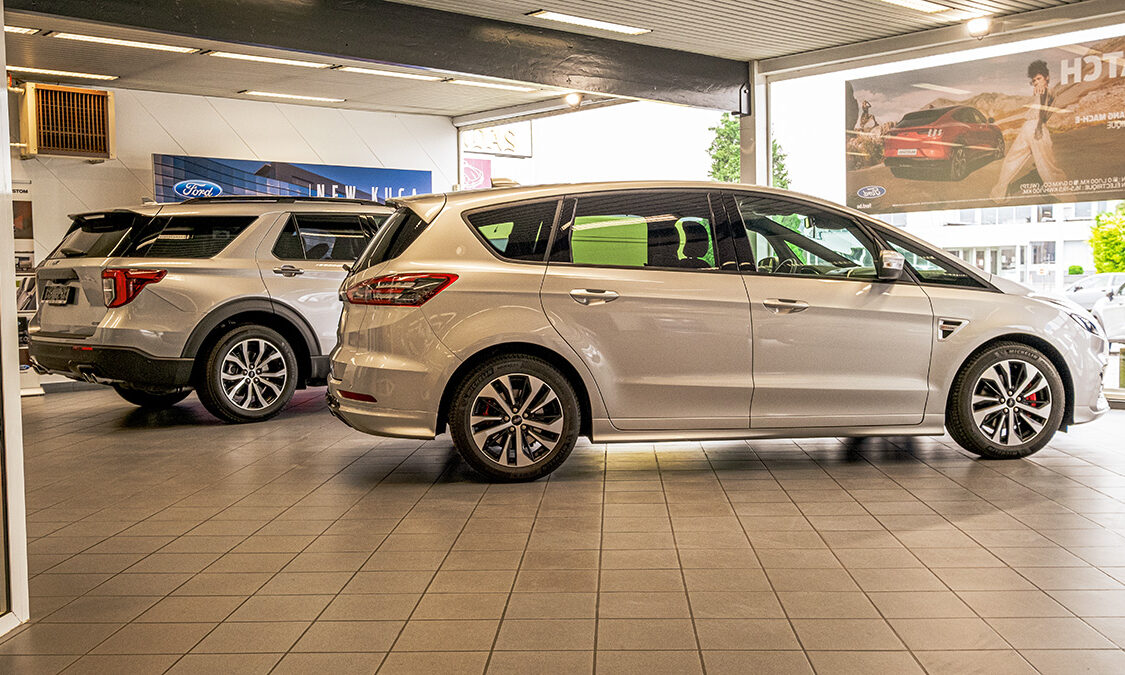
706,113,791,189
1090,203,1125,273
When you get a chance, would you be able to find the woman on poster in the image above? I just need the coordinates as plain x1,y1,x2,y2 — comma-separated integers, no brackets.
990,59,1068,201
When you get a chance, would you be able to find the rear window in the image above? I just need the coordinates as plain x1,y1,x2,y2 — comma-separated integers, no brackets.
353,208,429,272
898,109,948,128
121,216,257,258
50,212,149,259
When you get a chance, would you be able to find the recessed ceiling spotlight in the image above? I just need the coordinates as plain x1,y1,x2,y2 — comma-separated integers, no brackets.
209,52,332,68
564,92,583,107
336,66,441,81
967,16,992,38
50,32,198,53
241,90,345,102
7,65,118,80
4,26,40,35
873,0,948,13
448,79,537,92
526,10,651,35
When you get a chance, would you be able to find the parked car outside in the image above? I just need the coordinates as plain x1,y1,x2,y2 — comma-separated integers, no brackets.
1092,279,1125,342
29,196,391,422
326,181,1109,481
883,105,1005,181
1065,272,1125,310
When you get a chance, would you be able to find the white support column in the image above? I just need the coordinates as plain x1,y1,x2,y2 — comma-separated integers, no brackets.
739,62,769,186
0,0,32,630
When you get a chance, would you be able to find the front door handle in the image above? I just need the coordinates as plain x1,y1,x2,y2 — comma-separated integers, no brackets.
569,289,619,305
273,264,305,277
763,298,809,314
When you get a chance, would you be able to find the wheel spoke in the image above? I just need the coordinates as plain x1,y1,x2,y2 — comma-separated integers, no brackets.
469,371,566,469
472,421,509,449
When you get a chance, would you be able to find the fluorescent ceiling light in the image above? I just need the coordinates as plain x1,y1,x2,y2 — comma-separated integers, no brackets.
241,90,344,102
336,66,441,81
50,32,198,53
873,0,949,13
4,26,39,35
448,79,537,92
912,83,971,95
7,65,117,80
526,10,651,35
209,51,331,68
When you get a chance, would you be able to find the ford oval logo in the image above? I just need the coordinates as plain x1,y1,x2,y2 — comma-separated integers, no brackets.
857,185,886,199
174,179,223,199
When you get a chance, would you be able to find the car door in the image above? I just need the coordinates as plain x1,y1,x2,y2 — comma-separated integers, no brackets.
259,212,377,354
723,192,934,429
540,190,753,430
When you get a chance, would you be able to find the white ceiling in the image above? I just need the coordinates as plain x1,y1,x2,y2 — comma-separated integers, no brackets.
3,10,579,117
393,0,1088,61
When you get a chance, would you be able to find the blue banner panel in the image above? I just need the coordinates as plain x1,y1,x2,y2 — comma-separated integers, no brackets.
154,154,432,203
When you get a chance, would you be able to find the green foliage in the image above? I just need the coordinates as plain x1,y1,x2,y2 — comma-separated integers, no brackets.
1090,203,1125,273
705,113,792,189
1067,264,1084,275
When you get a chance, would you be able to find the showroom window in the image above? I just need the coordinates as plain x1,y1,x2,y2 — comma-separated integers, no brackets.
883,234,986,288
122,216,257,258
272,214,378,261
549,191,722,271
466,200,559,262
727,193,877,278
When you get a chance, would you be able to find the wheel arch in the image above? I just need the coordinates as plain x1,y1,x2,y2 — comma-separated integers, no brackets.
437,342,593,438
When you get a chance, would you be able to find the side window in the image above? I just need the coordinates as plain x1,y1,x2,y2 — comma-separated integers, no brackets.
466,200,558,262
729,193,878,279
883,234,986,288
272,214,369,261
552,191,721,271
123,216,257,259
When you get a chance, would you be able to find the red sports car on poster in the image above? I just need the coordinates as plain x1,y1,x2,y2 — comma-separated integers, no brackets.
883,105,1005,181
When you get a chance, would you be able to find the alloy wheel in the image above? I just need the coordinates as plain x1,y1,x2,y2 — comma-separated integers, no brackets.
220,338,288,411
469,373,565,468
971,358,1053,446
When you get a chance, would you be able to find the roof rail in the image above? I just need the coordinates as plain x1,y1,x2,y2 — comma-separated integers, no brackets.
180,195,384,205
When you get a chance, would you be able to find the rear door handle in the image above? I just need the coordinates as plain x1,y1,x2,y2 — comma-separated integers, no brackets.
273,264,305,277
569,289,619,305
763,298,809,314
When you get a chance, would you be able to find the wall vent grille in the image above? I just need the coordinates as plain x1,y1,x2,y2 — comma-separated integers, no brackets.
19,83,115,159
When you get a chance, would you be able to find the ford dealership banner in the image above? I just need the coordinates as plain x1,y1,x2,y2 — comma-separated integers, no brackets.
154,154,431,203
846,35,1125,214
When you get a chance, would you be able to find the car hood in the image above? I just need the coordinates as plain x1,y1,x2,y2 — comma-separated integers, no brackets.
988,273,1092,316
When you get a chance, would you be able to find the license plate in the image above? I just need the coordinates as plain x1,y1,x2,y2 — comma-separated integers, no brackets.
42,283,74,305
897,148,918,156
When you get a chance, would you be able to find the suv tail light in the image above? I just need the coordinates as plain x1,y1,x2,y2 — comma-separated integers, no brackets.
344,273,457,306
102,268,166,308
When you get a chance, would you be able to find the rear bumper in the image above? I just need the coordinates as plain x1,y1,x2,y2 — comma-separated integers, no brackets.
325,388,436,440
28,338,194,389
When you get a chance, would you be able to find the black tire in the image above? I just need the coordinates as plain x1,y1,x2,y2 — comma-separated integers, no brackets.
449,354,580,482
195,324,298,423
947,342,1065,459
948,146,968,181
113,384,191,409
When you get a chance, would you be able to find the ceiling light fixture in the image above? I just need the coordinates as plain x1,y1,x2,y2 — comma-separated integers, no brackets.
336,66,441,81
526,10,651,35
50,32,198,53
209,51,332,68
4,26,39,35
7,65,118,80
873,0,948,13
967,16,992,38
564,92,583,107
241,90,344,102
448,79,537,92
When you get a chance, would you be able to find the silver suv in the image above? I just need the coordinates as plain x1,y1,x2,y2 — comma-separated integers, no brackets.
327,182,1109,481
30,196,391,422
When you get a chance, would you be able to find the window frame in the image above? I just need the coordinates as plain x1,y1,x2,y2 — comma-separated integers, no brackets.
461,197,563,265
865,225,997,292
545,188,739,274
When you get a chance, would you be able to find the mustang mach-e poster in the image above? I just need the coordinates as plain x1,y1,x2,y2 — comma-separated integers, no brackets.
845,36,1125,214
153,154,432,204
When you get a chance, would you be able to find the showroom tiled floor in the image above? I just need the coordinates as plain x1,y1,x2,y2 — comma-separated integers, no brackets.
5,386,1125,674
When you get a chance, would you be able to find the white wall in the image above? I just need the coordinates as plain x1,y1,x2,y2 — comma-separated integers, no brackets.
12,87,458,262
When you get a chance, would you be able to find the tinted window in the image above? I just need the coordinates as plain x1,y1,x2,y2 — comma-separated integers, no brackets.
552,191,721,271
466,200,558,262
120,216,256,258
50,212,149,259
898,108,949,127
353,208,428,272
273,214,379,261
729,194,878,279
883,234,985,288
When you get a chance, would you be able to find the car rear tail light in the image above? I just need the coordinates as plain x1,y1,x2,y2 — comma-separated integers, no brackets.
344,273,457,306
102,268,166,308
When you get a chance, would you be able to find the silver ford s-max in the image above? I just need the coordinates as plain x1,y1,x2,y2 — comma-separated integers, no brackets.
327,182,1109,481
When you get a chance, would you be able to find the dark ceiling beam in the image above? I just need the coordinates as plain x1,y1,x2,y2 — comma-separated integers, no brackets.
7,0,750,111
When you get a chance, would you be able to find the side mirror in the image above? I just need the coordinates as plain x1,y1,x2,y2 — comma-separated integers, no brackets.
876,250,905,281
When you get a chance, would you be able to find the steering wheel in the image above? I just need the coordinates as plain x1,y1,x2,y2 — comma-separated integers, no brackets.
774,258,800,274
795,265,820,275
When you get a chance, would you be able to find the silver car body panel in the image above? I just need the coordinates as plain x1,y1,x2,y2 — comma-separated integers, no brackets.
328,181,1109,443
